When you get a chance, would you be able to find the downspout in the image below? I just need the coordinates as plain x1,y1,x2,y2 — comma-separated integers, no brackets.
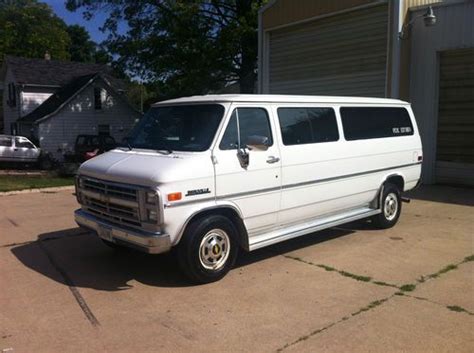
257,8,264,94
390,0,404,98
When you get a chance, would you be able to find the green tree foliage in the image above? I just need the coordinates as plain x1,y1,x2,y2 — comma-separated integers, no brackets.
0,0,71,64
66,0,267,98
66,24,96,62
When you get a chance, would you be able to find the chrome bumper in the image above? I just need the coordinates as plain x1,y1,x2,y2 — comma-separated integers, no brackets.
74,209,171,254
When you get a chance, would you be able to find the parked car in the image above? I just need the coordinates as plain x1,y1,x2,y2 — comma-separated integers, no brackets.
74,95,423,283
0,135,41,165
74,135,117,162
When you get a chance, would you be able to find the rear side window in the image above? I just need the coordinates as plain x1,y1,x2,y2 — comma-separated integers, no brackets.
219,108,273,150
277,108,339,145
341,107,414,141
0,136,12,147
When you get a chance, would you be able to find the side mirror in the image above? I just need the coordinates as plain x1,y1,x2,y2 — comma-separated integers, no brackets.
237,148,249,169
246,135,269,151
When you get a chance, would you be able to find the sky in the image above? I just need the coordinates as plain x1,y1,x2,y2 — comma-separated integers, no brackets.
41,0,111,43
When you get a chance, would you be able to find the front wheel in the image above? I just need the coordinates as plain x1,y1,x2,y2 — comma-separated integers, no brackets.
372,183,402,229
177,215,239,283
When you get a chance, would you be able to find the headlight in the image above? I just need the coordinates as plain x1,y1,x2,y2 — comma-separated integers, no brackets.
147,209,158,221
77,176,84,188
146,191,157,204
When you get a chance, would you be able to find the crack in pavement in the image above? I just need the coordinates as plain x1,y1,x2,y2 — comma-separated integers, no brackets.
401,293,474,316
0,230,90,248
276,295,395,352
37,239,100,327
282,254,399,289
278,253,474,351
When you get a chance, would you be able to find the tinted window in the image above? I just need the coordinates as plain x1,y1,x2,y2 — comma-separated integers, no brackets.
15,137,34,148
341,107,414,141
0,136,12,147
277,108,339,145
219,108,273,150
127,104,224,152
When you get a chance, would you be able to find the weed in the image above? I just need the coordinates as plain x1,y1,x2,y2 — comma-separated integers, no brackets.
400,284,416,292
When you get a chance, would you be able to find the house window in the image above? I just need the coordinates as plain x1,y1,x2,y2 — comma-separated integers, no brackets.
98,124,110,136
94,87,104,110
7,83,16,107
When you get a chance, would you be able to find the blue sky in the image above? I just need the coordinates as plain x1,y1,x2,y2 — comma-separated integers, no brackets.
41,0,111,43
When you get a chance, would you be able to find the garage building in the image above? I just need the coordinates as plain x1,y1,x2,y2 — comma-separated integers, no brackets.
258,0,474,185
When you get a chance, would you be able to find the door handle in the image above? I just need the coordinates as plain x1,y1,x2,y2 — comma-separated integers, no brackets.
266,156,280,164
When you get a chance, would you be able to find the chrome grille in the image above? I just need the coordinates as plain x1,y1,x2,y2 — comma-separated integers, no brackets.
79,177,143,229
82,178,137,201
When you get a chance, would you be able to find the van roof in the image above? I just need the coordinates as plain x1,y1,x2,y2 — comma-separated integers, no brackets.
152,94,409,106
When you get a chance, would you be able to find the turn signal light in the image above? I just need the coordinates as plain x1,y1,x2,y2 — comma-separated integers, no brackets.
167,192,182,202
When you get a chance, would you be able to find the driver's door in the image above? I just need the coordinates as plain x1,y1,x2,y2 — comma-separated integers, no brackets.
213,105,281,236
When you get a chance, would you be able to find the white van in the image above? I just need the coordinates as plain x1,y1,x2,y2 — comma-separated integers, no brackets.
74,95,422,283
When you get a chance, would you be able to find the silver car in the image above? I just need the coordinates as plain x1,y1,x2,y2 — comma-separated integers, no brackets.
0,135,41,164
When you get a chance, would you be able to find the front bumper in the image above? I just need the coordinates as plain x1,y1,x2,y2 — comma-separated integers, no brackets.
74,209,171,254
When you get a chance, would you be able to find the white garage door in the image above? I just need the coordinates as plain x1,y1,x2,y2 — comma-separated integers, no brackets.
435,48,474,186
268,4,389,97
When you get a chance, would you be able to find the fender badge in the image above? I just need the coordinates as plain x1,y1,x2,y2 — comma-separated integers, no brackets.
185,188,211,197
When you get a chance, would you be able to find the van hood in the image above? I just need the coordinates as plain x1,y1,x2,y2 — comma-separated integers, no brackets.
78,149,213,187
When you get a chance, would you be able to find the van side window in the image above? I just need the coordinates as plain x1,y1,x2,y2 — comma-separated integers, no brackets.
277,108,339,145
341,107,414,141
219,108,273,150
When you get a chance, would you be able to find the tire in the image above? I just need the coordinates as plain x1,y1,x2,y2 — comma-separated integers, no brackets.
372,182,402,229
177,214,239,284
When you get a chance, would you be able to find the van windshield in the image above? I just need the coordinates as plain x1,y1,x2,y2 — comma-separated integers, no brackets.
126,104,225,152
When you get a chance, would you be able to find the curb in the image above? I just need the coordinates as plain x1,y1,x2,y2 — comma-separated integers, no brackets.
0,185,75,196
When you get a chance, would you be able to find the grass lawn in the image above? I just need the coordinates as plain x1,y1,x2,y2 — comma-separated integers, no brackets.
0,175,75,192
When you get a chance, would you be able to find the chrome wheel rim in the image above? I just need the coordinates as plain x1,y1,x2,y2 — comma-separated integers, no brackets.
384,193,399,221
199,229,230,271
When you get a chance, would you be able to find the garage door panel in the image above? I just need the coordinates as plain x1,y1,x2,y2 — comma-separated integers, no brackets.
269,4,388,97
436,48,474,185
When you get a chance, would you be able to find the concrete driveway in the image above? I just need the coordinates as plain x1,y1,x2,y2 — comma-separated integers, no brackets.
0,186,473,353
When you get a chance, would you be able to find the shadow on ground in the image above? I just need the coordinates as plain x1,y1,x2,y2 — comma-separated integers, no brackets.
10,224,359,291
405,184,474,206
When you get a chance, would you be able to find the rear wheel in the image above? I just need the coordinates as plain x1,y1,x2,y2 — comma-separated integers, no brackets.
372,183,402,229
177,215,239,283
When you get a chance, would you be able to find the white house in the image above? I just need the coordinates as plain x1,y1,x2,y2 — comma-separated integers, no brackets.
1,55,142,161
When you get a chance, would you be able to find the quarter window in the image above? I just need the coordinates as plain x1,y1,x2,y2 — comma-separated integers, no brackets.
340,107,414,141
277,108,339,145
219,108,273,150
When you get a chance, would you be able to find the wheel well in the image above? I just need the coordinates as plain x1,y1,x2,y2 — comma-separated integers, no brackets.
385,175,404,192
183,207,249,251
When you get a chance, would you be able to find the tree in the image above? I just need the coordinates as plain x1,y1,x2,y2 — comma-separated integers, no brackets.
66,24,96,62
66,0,267,98
0,0,71,64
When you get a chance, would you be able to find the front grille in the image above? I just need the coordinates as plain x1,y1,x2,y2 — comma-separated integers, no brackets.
82,178,138,201
83,195,141,227
79,177,143,229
